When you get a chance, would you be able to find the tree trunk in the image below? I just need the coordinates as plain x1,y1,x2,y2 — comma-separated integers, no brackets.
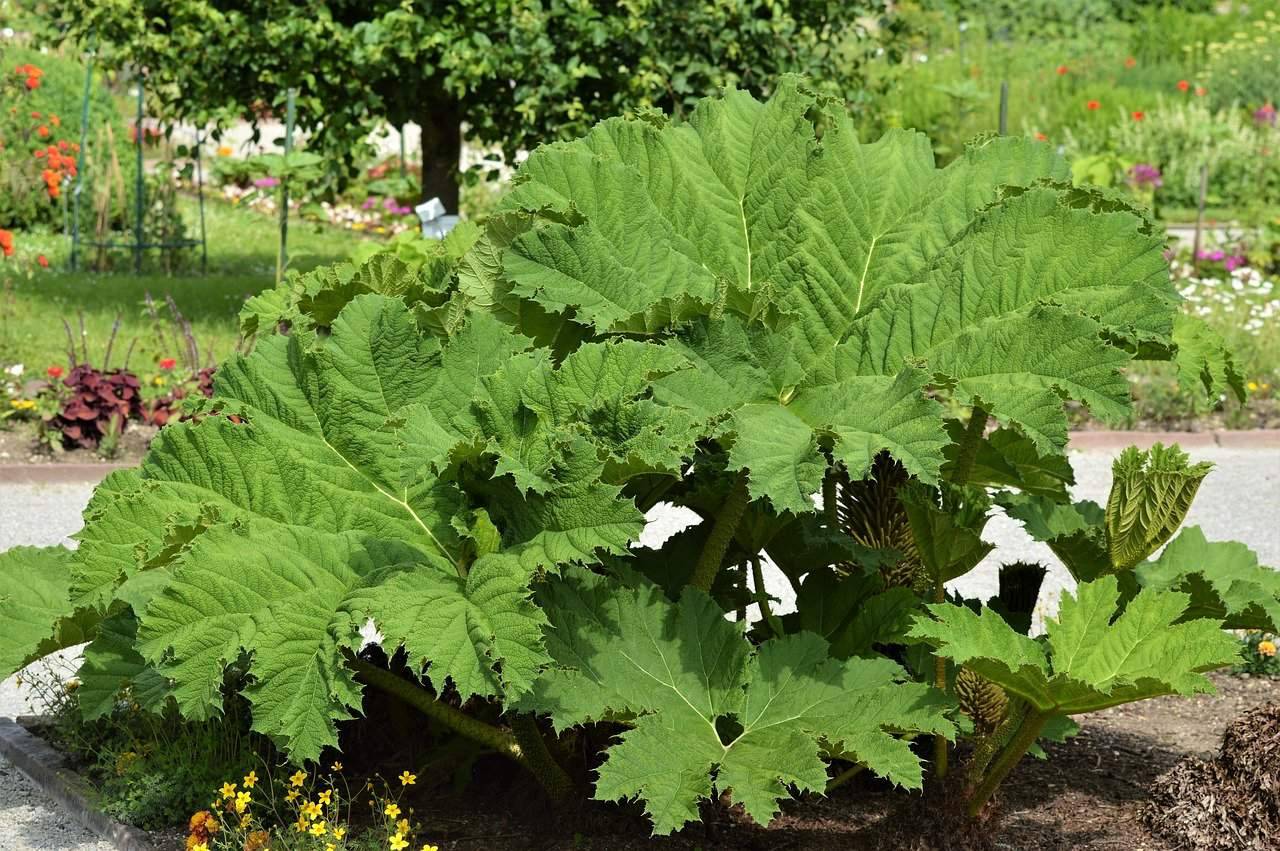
419,94,461,213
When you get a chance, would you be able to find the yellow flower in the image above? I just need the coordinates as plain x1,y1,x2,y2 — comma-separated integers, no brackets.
310,820,328,836
331,761,343,772
326,845,336,851
285,789,299,802
384,803,401,819
217,145,233,157
220,782,237,799
290,769,307,787
390,835,409,851
318,789,332,805
294,815,309,833
242,770,258,789
333,826,347,840
234,790,251,813
396,818,410,835
398,771,416,786
422,845,439,851
239,814,251,829
302,800,323,819
9,398,35,411
1259,639,1277,657
1248,380,1260,392
191,844,209,851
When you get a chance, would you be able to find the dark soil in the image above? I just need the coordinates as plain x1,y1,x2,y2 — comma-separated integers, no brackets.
0,419,155,466
312,673,1280,851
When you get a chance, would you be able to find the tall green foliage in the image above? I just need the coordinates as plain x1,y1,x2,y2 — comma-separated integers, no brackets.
42,0,888,209
2,80,1274,837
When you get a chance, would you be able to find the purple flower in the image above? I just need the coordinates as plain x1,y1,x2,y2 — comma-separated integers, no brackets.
252,176,280,189
1130,163,1163,188
1224,255,1246,271
361,197,377,210
1254,103,1277,126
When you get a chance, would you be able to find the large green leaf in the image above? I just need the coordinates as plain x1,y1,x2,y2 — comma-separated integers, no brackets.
0,546,75,676
909,575,1239,714
525,569,953,834
1105,444,1212,571
1136,526,1280,631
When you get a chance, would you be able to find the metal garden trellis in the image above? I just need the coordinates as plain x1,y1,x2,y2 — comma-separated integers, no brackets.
69,50,208,274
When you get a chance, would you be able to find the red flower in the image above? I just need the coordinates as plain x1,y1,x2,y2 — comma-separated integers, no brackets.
1056,65,1069,75
1086,100,1101,111
33,148,45,159
1124,57,1137,69
1034,132,1049,142
37,254,49,268
36,125,49,138
1177,80,1190,92
1131,110,1145,121
159,358,176,371
29,110,40,119
47,365,63,379
25,76,39,91
0,229,13,258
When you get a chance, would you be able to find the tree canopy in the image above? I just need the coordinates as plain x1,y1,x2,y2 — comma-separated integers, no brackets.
47,0,888,209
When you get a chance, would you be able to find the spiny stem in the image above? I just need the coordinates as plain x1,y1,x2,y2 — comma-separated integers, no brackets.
950,406,989,486
348,657,521,760
688,470,750,593
966,708,1050,817
509,715,574,802
966,699,1028,787
826,762,865,792
822,467,839,525
752,556,782,638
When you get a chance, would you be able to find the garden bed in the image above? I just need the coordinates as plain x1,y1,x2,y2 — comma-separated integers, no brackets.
6,673,1275,851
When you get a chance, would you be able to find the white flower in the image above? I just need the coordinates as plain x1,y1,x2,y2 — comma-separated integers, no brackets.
4,363,23,377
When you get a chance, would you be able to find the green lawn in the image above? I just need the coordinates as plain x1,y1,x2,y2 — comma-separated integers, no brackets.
1,197,372,372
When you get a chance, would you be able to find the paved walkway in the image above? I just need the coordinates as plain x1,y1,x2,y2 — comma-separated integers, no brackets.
0,444,1275,849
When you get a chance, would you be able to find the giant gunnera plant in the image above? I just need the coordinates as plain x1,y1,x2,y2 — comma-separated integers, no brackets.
4,78,1278,838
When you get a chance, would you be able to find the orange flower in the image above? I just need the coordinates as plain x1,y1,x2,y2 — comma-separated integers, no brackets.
1056,65,1069,75
36,125,49,138
1124,56,1137,68
1195,86,1207,97
37,254,49,268
1176,79,1190,92
33,148,45,159
1086,100,1101,111
29,110,40,119
0,229,14,258
1034,132,1048,142
1131,110,1145,121
49,114,60,126
25,76,39,91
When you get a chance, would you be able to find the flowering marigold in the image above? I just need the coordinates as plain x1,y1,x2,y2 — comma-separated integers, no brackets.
1259,640,1277,657
36,125,49,138
187,810,220,839
1086,99,1100,111
25,76,39,91
1176,79,1190,92
254,826,278,850
49,114,60,126
33,148,45,159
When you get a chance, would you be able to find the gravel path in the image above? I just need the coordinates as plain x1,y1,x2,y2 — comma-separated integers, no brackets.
0,447,1275,848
